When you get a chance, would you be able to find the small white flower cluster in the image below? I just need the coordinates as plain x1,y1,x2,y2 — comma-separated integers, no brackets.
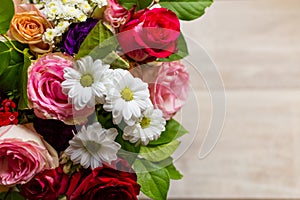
62,56,166,146
39,0,107,44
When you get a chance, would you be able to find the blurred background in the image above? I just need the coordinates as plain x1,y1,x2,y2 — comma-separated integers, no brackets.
168,0,300,198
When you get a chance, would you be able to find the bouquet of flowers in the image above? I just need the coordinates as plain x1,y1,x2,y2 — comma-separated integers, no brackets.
0,0,212,199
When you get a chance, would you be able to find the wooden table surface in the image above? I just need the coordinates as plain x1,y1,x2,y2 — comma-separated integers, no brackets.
165,0,300,198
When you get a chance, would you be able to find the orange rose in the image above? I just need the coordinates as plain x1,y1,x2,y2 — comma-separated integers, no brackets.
10,11,52,44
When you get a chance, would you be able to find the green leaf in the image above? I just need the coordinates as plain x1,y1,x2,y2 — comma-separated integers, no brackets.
159,0,213,21
96,105,115,129
18,50,31,110
153,157,183,180
76,22,118,60
0,191,25,200
116,130,141,153
166,163,183,180
0,41,27,93
134,158,170,200
0,0,14,34
103,51,130,69
158,33,188,62
116,131,140,165
140,140,180,162
118,0,153,10
149,119,188,146
0,42,11,76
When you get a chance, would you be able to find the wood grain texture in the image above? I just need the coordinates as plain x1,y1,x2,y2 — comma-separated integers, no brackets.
164,0,300,198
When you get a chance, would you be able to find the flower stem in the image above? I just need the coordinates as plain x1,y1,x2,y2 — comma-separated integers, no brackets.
1,34,24,55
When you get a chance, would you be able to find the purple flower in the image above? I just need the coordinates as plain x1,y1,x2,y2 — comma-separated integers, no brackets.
33,118,77,152
61,18,99,55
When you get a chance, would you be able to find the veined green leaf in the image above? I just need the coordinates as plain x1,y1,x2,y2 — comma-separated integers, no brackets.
103,51,130,69
140,140,180,162
160,0,213,21
134,158,170,200
154,157,183,180
18,50,31,109
149,119,188,146
0,41,26,92
118,0,153,10
76,22,118,60
165,163,183,180
0,0,14,34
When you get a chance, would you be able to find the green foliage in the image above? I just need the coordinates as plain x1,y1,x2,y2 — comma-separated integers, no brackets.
103,51,130,69
0,40,30,109
159,0,213,21
76,22,118,60
149,119,188,146
166,163,183,180
134,158,170,200
18,50,31,109
0,191,25,200
153,157,183,180
140,140,180,162
0,0,14,34
158,33,189,62
96,105,115,129
118,0,153,10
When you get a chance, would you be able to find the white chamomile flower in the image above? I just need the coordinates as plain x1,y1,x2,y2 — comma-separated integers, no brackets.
91,0,107,7
123,108,166,145
43,28,59,44
64,6,77,17
45,2,64,18
46,1,61,8
62,56,113,111
56,20,70,34
80,1,93,14
76,11,88,22
103,69,152,126
65,122,121,169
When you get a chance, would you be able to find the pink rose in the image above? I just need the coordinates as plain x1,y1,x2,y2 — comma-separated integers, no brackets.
0,124,58,186
27,53,93,125
118,8,180,62
104,0,132,28
148,61,189,120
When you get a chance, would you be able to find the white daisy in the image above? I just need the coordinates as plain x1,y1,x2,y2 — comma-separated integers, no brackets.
103,69,152,126
62,56,113,111
123,108,166,145
65,122,121,169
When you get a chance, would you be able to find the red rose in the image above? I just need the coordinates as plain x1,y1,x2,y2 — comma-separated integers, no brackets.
66,158,140,200
20,169,60,200
118,8,180,62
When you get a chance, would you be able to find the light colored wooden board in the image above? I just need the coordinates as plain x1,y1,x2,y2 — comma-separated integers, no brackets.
169,90,300,198
181,0,300,89
164,0,300,198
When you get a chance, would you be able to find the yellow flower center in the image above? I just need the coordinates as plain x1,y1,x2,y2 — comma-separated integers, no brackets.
80,74,93,87
121,87,134,101
140,117,151,129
